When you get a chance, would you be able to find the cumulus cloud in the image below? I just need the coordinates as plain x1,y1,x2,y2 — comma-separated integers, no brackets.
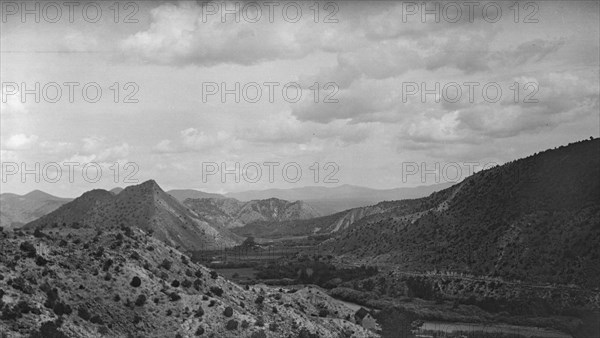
2,134,39,150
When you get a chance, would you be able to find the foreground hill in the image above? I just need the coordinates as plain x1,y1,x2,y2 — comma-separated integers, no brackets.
184,197,322,229
0,226,376,337
24,180,240,251
0,191,71,230
328,139,600,287
226,183,452,215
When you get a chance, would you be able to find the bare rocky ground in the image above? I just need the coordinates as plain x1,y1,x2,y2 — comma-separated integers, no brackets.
0,226,376,338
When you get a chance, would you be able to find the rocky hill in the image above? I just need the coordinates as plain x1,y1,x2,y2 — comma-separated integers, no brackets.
24,180,240,251
328,139,600,287
0,191,72,230
184,197,322,229
0,225,376,337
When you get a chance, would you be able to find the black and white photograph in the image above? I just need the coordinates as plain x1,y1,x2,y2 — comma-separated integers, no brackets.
1,1,599,337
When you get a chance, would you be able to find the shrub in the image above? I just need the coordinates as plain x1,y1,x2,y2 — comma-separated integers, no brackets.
77,306,91,321
30,321,69,338
318,308,328,317
171,280,180,288
160,259,172,270
130,277,141,287
113,294,121,302
102,259,113,272
135,294,147,306
225,319,238,330
223,306,233,317
90,315,104,325
210,286,223,297
169,292,181,302
250,330,267,338
195,305,204,317
104,273,112,281
35,255,48,266
269,323,278,332
19,241,37,258
53,302,72,316
195,326,205,336
241,320,249,329
181,279,192,288
255,316,264,327
194,279,202,291
210,270,218,279
254,296,264,304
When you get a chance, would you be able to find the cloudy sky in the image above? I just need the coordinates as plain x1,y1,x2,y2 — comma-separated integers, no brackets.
1,0,599,197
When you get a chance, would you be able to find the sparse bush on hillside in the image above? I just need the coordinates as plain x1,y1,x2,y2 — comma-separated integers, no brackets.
29,320,69,338
223,306,233,317
250,329,267,338
195,270,203,278
169,292,181,301
254,295,264,304
160,259,172,270
269,323,278,332
19,241,37,258
182,279,192,288
135,294,147,306
226,319,238,330
210,286,223,297
130,277,141,287
90,315,104,325
77,306,91,321
171,280,180,287
195,326,205,336
195,305,204,317
210,270,218,279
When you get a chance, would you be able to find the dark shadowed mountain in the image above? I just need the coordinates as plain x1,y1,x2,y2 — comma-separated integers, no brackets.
183,197,322,228
0,190,71,230
24,180,241,251
326,138,600,286
226,183,453,215
168,189,226,201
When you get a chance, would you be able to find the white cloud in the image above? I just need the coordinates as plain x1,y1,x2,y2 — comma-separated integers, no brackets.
2,134,39,150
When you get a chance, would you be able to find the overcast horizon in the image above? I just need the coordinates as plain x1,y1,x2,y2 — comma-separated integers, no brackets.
1,1,599,197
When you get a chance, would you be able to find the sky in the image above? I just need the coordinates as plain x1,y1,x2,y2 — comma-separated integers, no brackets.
1,0,599,197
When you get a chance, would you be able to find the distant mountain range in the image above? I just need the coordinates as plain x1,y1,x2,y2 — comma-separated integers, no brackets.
0,190,71,230
168,189,227,201
225,183,453,214
24,180,240,251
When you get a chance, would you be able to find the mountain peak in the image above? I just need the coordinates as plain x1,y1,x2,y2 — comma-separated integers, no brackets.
23,189,56,200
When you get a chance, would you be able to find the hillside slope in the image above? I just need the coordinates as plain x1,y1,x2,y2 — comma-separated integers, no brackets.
0,191,72,230
24,180,240,251
329,139,600,286
0,225,376,337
